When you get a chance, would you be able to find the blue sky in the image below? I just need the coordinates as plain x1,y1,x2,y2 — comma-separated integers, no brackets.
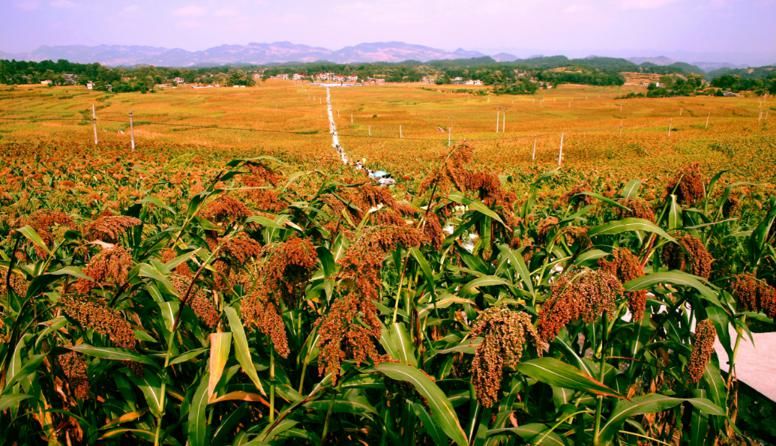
1,0,774,64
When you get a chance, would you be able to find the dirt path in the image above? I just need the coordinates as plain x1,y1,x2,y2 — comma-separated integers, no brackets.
325,86,348,165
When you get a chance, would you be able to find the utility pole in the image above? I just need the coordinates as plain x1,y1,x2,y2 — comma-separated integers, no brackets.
558,133,564,167
667,119,672,137
91,104,98,146
448,126,452,147
532,138,537,162
399,125,403,139
129,111,135,151
705,112,710,129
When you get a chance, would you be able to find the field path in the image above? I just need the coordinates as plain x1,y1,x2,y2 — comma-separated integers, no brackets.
325,86,348,165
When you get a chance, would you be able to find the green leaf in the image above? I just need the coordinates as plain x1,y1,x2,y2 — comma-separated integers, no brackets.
170,348,208,366
588,218,675,243
49,266,92,281
622,180,641,199
624,271,720,307
498,244,534,294
248,420,300,444
68,344,154,366
668,194,681,231
0,393,32,411
15,225,50,255
579,191,630,210
188,373,209,446
163,249,200,272
488,424,566,446
469,200,506,226
461,275,511,295
750,203,776,262
374,363,468,446
158,300,179,335
418,293,475,317
689,389,710,446
410,247,436,295
379,322,417,366
3,354,43,393
225,306,266,396
598,394,724,444
516,357,621,398
138,262,175,296
208,332,232,400
131,371,165,417
410,401,448,445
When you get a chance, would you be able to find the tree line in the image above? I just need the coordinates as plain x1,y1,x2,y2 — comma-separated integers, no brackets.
1,57,773,96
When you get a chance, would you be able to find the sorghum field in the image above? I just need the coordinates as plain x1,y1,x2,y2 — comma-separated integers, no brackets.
0,81,775,445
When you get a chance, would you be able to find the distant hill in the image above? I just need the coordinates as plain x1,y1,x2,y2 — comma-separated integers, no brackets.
0,41,755,72
2,42,487,67
628,56,676,66
492,53,518,62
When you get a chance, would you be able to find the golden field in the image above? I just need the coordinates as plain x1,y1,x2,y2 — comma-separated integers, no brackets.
1,79,774,185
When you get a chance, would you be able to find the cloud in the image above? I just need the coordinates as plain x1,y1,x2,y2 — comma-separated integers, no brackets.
121,4,139,14
49,0,76,8
618,0,679,9
14,0,40,11
173,4,207,17
215,8,237,17
562,3,591,13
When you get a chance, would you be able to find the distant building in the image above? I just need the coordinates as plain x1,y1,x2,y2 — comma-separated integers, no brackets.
173,77,185,85
40,80,52,86
86,81,94,90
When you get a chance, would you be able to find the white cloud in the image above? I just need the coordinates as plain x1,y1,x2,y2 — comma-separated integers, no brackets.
562,3,592,13
618,0,679,9
173,4,207,17
14,0,40,11
50,0,76,8
215,8,237,17
121,4,139,14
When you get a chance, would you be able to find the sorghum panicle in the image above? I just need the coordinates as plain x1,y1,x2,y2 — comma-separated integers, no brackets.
57,351,90,400
731,273,776,318
201,195,251,223
84,215,141,242
471,308,546,407
73,245,133,294
61,296,137,350
537,269,623,342
688,319,716,383
667,163,705,205
662,234,713,279
599,248,647,321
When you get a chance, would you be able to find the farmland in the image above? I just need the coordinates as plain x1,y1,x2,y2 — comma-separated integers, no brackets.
1,80,775,445
1,81,774,180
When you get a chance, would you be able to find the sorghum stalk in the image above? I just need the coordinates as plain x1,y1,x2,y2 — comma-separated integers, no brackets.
270,347,275,423
593,311,608,446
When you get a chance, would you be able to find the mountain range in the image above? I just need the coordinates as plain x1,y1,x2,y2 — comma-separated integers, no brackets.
0,41,751,70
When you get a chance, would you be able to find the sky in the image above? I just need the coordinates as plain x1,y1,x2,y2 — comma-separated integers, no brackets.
1,0,775,65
